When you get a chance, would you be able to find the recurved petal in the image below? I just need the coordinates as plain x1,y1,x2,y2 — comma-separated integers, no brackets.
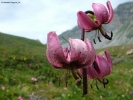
104,50,113,70
68,38,89,64
46,32,68,68
84,39,96,65
96,54,111,78
105,1,114,23
87,64,100,79
92,2,109,25
77,11,98,31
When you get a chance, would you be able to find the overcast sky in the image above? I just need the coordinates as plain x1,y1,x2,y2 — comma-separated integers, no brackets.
0,0,132,44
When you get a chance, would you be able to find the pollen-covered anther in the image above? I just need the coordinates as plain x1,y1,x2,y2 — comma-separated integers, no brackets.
99,26,113,40
98,78,109,88
98,37,101,42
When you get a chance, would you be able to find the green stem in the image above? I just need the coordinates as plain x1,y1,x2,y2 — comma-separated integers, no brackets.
81,29,88,96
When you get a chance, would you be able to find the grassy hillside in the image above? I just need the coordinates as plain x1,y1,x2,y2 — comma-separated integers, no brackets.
0,32,44,47
0,32,133,100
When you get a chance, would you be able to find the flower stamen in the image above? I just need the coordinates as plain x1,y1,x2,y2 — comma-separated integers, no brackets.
97,30,102,42
93,30,98,44
98,78,109,88
99,26,113,40
71,70,81,86
58,67,70,87
84,10,113,42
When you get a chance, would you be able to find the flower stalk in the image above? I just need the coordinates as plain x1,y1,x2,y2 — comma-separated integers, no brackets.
81,29,88,96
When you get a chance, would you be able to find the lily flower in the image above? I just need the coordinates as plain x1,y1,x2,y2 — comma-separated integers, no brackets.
87,51,112,79
46,31,95,85
78,51,113,88
77,1,114,43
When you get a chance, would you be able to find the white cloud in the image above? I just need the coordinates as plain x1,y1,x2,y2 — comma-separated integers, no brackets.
0,0,132,44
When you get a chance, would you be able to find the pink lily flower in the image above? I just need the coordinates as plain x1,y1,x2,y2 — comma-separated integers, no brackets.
78,51,113,88
46,32,95,83
77,1,114,43
87,51,112,79
46,31,95,69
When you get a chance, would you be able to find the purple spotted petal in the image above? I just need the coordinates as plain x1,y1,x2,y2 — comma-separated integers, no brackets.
46,32,96,70
77,11,99,32
46,32,68,68
68,38,88,63
84,39,95,65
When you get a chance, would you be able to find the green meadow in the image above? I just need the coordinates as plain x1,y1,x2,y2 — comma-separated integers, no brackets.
0,33,133,100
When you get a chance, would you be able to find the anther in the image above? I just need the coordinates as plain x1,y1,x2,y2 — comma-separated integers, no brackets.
111,31,113,38
104,33,112,40
93,39,96,44
98,78,109,88
103,79,109,84
98,37,101,42
97,30,101,42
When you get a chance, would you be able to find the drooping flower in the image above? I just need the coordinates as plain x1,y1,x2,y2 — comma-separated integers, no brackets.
78,51,113,88
87,51,112,79
77,1,114,43
46,31,95,84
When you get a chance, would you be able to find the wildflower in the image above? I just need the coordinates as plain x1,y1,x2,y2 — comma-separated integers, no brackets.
100,95,103,99
31,77,37,82
129,91,133,95
77,1,114,43
46,32,95,85
18,96,23,100
1,85,5,90
79,51,113,89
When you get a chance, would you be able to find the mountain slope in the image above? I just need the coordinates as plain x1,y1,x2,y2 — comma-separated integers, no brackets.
0,32,44,47
58,2,133,49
